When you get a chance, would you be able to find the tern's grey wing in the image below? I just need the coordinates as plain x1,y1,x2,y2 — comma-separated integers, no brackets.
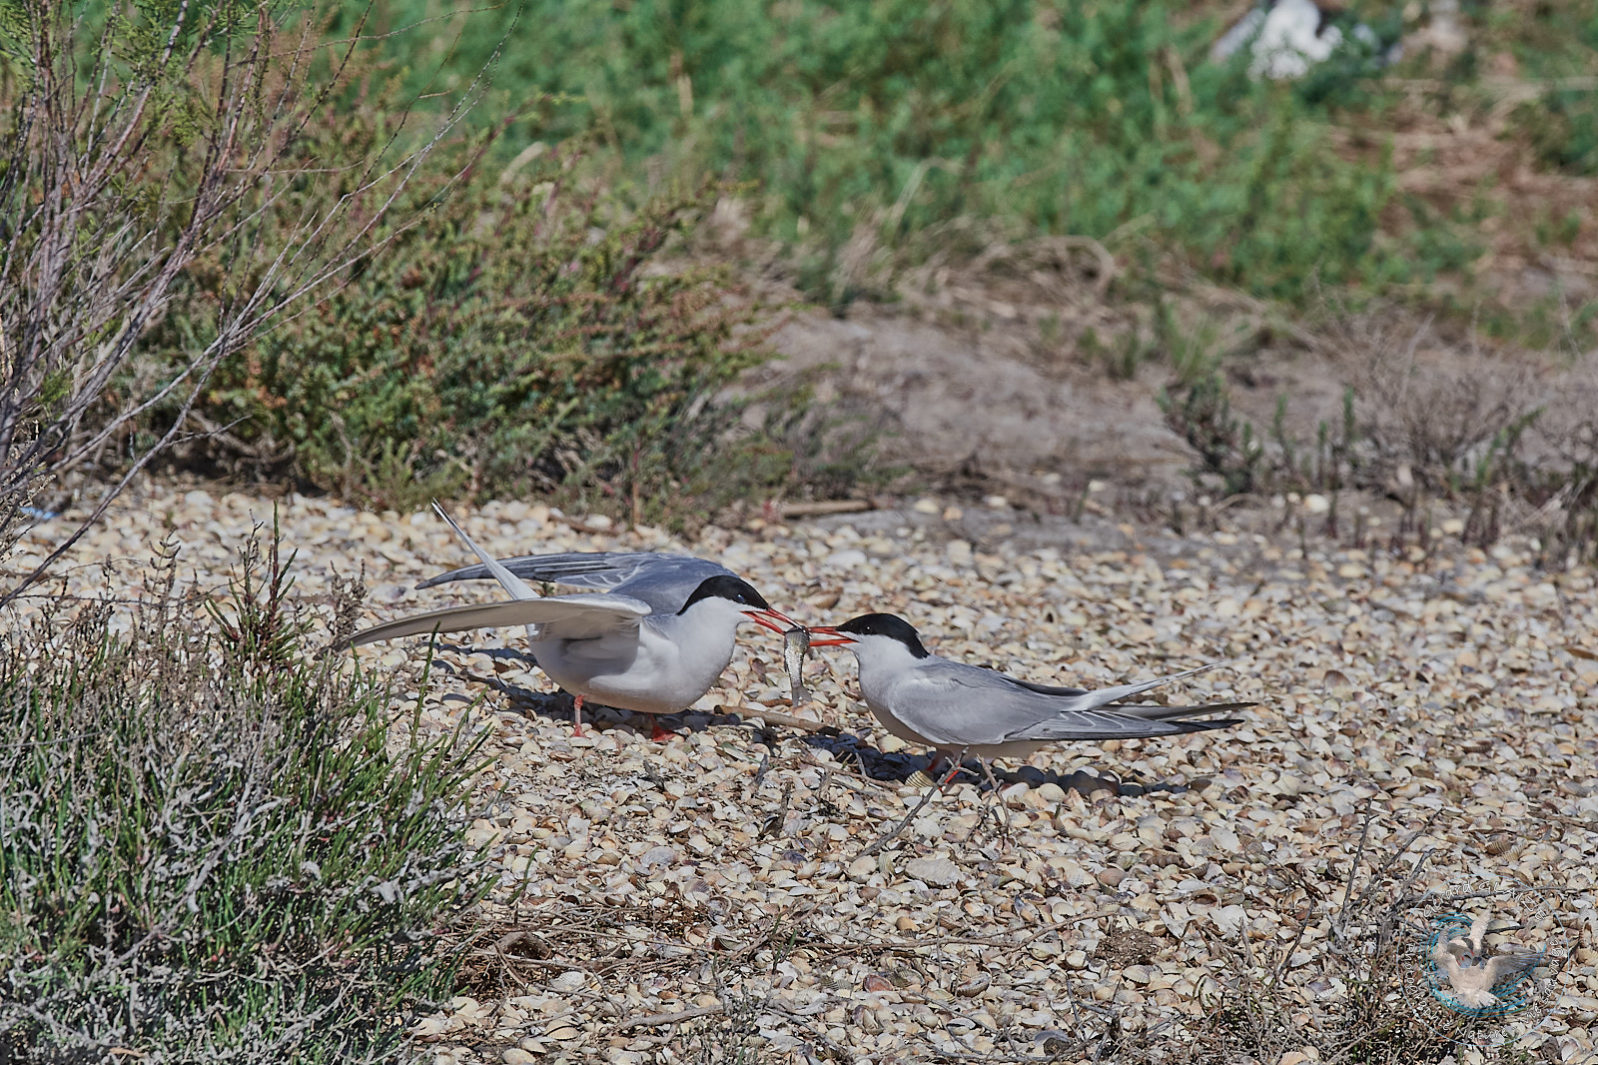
1007,703,1247,742
890,660,1243,746
417,552,732,612
606,556,743,612
432,503,537,601
879,660,1092,747
1002,662,1220,706
341,593,652,648
1467,913,1491,955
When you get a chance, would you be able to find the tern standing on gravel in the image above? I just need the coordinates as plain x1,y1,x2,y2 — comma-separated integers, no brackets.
341,505,800,737
808,613,1250,771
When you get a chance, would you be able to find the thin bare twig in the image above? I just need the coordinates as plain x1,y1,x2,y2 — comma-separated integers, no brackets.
863,781,941,857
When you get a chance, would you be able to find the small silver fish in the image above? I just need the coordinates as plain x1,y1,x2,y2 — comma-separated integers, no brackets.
783,626,811,706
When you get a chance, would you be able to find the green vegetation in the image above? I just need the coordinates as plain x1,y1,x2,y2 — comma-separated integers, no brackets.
4,2,1598,1060
372,0,1466,307
9,0,1597,537
1521,86,1598,176
0,0,816,570
174,167,791,520
0,529,490,1061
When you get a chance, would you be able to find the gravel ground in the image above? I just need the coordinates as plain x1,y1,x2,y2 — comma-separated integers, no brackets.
10,482,1598,1064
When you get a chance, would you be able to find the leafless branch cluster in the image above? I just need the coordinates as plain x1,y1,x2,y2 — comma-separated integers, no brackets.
0,1,483,605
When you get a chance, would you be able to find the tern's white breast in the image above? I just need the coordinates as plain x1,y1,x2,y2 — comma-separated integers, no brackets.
531,614,738,715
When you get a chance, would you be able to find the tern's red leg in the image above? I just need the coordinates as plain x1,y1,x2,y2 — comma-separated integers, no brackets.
572,694,586,736
650,719,675,742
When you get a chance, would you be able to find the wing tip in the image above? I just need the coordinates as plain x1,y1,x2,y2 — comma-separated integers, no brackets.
1175,716,1246,734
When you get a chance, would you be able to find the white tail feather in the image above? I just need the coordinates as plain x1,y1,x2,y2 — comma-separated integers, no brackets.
433,500,539,643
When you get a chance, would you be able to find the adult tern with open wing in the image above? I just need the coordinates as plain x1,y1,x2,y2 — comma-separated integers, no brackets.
808,613,1250,774
341,505,800,737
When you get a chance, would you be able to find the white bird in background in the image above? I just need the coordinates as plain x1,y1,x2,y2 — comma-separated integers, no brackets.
1212,0,1383,80
342,505,800,738
807,613,1249,775
1431,914,1544,1010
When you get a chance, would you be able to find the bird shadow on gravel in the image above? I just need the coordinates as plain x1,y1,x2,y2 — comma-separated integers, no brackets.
801,730,1197,799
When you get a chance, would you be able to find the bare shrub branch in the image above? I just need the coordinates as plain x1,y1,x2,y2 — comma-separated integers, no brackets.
0,1,491,605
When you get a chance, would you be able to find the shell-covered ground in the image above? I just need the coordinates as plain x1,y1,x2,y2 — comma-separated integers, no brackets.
12,483,1598,1064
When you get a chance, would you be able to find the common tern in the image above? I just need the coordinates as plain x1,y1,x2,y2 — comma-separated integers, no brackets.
342,507,799,737
808,613,1249,765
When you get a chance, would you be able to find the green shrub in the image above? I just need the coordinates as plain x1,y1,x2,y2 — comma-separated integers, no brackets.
1520,87,1598,176
145,103,800,521
0,530,490,1061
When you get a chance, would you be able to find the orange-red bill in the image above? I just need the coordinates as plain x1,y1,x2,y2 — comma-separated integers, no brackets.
804,625,855,648
743,607,801,635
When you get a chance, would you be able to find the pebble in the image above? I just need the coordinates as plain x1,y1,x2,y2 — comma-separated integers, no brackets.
905,857,960,887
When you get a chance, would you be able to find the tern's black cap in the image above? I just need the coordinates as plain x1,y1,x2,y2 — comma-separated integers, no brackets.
835,613,929,658
679,574,772,614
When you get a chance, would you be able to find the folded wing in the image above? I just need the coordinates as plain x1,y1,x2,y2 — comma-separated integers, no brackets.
890,660,1247,746
1001,661,1218,703
1007,702,1251,742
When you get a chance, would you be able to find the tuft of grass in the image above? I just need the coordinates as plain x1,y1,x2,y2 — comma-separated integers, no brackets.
1160,330,1598,563
1159,371,1267,497
1519,86,1598,177
1172,805,1483,1064
0,526,491,1062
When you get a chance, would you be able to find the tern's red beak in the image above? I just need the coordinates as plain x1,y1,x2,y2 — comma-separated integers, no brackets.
804,625,856,648
742,607,800,635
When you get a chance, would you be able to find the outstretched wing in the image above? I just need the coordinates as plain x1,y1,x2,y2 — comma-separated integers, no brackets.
433,502,538,601
341,593,653,648
1467,912,1491,956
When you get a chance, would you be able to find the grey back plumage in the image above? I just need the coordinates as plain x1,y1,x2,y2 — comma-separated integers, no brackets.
418,552,735,615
